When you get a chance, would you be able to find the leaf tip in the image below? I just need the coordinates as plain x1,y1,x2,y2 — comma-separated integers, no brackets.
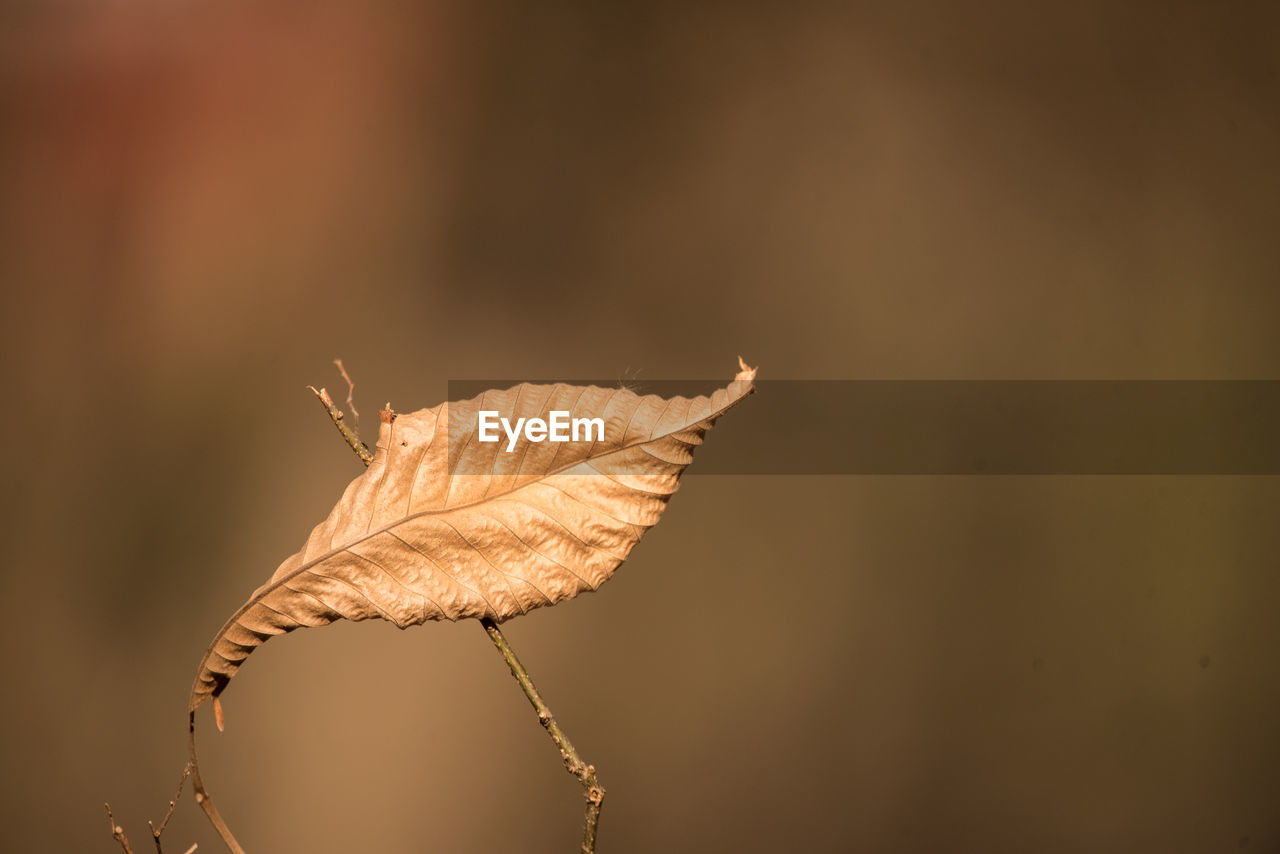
735,356,757,382
213,696,226,732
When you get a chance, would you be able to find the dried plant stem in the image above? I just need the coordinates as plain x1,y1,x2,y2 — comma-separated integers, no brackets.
307,385,373,465
317,366,605,852
332,359,360,424
106,803,136,854
481,617,605,853
107,763,195,853
149,763,192,853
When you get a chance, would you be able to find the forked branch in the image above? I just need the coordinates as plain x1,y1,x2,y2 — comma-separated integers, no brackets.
107,762,196,854
149,762,192,852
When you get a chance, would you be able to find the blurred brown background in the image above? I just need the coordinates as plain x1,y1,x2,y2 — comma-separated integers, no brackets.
2,2,1278,852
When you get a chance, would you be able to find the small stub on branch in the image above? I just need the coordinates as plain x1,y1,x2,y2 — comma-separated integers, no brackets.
105,803,134,854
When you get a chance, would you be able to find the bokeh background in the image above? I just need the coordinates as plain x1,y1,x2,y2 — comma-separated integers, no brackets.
2,2,1278,852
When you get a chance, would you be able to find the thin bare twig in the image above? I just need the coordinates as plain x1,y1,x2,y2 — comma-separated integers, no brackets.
315,363,605,852
106,803,135,854
482,618,605,854
148,763,192,853
333,359,360,425
307,385,373,465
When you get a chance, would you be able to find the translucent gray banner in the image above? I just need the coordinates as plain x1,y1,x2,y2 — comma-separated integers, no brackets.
445,380,1280,475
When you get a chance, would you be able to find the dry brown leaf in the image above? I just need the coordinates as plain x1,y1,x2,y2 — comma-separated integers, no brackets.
189,359,756,713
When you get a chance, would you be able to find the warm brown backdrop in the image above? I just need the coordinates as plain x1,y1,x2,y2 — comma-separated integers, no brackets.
2,2,1277,852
